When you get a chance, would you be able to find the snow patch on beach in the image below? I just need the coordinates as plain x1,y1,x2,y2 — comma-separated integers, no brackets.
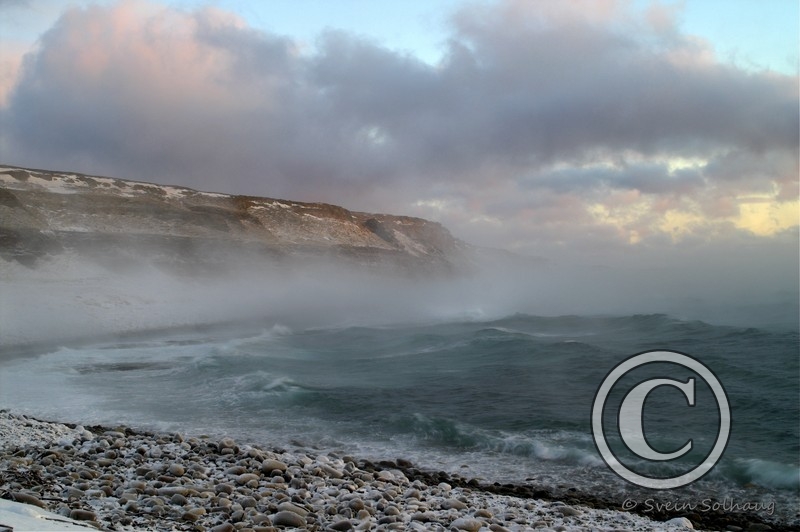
0,499,97,531
0,412,88,451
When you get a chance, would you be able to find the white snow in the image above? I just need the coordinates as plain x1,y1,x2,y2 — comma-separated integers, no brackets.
0,172,79,194
160,186,188,199
392,229,427,256
0,499,97,531
0,412,88,450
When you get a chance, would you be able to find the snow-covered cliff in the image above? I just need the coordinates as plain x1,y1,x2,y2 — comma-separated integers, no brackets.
0,165,468,274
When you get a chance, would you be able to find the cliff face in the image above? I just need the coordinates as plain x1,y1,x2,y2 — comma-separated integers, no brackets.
0,165,468,275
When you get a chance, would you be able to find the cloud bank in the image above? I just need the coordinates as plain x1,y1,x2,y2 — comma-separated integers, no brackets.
0,0,797,263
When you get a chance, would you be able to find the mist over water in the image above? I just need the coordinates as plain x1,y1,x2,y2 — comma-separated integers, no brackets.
2,235,797,350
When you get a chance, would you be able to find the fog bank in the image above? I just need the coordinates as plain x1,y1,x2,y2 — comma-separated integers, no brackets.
2,235,796,352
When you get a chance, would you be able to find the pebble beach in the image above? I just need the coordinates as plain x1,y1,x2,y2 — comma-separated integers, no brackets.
0,410,786,532
0,411,703,532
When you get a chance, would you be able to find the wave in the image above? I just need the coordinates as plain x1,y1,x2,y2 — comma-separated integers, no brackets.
724,458,800,490
395,413,602,467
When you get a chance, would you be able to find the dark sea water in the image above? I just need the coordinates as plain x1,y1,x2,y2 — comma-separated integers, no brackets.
1,314,798,523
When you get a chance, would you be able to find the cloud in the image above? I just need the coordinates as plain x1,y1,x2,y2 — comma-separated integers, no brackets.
0,0,797,257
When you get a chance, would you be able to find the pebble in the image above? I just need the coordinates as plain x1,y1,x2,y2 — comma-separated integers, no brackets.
278,501,308,516
557,505,581,516
443,498,468,510
261,459,287,473
271,510,307,527
10,491,44,508
69,509,97,521
451,517,484,531
236,473,260,485
666,516,694,528
0,411,776,532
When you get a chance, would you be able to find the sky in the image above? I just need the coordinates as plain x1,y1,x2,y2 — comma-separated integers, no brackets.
0,0,797,279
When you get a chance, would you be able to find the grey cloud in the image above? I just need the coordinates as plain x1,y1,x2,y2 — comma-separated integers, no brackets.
0,0,796,245
530,164,705,195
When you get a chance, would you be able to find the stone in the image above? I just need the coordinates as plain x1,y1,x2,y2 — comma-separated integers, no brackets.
128,480,147,491
321,464,344,479
278,501,308,517
451,517,484,532
63,487,85,500
251,513,271,525
236,473,260,485
442,498,468,510
211,523,235,532
11,492,45,508
168,463,185,476
348,498,365,511
666,517,694,529
271,510,307,527
69,509,97,521
261,459,287,473
219,437,236,449
157,486,188,496
557,505,582,517
328,520,354,531
410,512,435,522
215,483,235,494
240,496,257,508
376,471,395,482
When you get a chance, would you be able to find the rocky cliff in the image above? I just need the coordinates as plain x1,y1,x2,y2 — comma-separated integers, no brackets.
0,165,469,275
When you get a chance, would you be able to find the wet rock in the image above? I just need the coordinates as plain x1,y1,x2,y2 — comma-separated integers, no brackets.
442,498,467,510
666,516,694,528
69,509,97,521
261,459,287,473
10,492,45,508
557,505,582,517
236,473,260,485
451,517,484,531
271,510,307,527
278,501,308,517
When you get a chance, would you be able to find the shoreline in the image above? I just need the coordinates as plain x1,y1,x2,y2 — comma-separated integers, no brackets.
0,411,790,532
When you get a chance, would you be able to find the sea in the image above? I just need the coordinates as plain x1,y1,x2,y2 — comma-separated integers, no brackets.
1,313,798,523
